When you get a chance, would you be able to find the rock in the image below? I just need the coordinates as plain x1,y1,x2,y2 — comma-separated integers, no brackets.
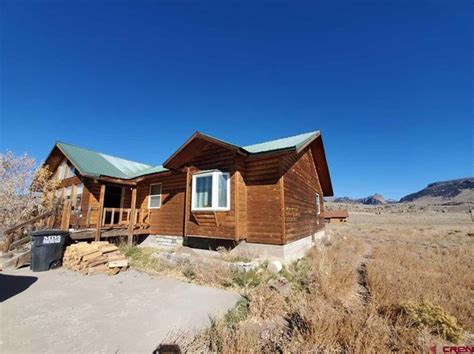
229,261,260,272
267,260,283,274
152,252,190,266
268,277,291,295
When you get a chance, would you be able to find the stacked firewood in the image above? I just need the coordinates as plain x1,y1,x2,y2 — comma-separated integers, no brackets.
63,241,129,276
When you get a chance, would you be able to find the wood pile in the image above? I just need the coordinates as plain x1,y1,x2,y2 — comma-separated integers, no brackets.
63,241,129,276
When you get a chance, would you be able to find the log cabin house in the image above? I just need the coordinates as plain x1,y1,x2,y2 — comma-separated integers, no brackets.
44,130,333,261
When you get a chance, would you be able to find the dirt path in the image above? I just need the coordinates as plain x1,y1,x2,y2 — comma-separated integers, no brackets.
1,267,240,353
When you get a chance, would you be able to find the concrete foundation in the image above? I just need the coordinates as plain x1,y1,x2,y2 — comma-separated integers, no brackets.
138,235,183,249
138,230,327,264
230,230,327,264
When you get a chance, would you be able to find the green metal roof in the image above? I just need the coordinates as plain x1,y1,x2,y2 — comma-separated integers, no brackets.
56,142,167,179
55,130,320,180
242,131,320,154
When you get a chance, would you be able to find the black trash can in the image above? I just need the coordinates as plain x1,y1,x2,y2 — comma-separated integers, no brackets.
30,230,70,272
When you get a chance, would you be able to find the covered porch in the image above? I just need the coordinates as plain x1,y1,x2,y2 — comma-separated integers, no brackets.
58,181,150,243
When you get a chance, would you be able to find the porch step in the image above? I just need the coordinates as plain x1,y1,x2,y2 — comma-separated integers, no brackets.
138,235,183,249
0,247,32,270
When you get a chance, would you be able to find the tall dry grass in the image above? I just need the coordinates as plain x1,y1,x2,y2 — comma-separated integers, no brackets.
180,211,473,353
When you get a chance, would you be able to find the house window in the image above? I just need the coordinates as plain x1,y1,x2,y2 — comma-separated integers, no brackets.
65,186,72,200
316,193,321,215
58,161,67,180
74,183,83,209
192,171,230,211
148,183,162,209
67,164,75,178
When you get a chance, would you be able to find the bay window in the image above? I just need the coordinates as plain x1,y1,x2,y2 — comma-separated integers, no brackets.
192,171,230,211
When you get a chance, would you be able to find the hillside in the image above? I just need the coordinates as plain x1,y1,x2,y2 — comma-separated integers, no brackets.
400,177,474,205
332,194,389,205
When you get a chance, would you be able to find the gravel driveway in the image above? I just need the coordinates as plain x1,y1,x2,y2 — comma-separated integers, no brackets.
0,267,240,353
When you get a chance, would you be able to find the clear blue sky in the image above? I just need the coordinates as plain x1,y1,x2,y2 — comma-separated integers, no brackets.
1,1,472,200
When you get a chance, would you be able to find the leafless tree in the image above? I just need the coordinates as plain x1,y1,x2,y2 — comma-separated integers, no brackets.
0,151,59,230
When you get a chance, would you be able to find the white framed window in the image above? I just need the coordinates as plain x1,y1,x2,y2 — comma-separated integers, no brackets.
67,164,75,178
316,193,321,215
65,186,72,199
148,183,162,209
58,161,67,180
74,183,83,209
192,171,230,211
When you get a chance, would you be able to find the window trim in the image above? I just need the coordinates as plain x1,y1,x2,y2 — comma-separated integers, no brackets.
148,183,162,209
191,171,230,212
65,185,72,199
74,183,84,209
316,193,321,215
58,160,67,180
67,164,75,179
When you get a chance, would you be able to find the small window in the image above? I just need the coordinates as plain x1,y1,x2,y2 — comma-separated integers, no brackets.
65,186,72,199
316,193,321,215
67,164,75,178
58,161,67,180
192,171,230,211
74,183,83,209
148,183,162,209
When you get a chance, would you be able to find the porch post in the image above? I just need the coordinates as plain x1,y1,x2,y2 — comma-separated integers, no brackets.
183,167,190,238
61,199,72,231
95,183,106,241
128,187,137,245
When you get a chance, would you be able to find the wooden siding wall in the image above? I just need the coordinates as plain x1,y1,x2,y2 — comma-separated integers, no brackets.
245,156,283,245
136,173,186,236
185,142,236,240
234,157,247,240
282,148,325,243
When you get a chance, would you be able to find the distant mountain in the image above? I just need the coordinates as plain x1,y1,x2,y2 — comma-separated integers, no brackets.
359,194,387,205
332,194,390,205
400,177,474,204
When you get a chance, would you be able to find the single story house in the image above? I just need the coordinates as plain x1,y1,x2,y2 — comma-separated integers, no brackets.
44,130,333,261
323,209,349,223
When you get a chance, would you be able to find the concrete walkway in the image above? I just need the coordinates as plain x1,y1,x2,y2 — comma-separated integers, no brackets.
0,268,240,353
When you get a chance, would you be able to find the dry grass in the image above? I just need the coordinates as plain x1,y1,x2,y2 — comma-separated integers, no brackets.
128,210,473,352
186,211,473,352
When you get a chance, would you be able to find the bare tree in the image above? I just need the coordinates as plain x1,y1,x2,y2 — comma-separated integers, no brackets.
0,151,60,230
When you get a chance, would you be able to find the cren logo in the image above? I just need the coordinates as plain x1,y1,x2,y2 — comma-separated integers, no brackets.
430,345,474,353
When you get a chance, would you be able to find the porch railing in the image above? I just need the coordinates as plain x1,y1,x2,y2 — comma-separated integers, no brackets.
101,207,150,228
58,206,150,230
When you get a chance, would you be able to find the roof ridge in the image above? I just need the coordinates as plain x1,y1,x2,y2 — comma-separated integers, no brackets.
242,130,320,150
56,141,153,168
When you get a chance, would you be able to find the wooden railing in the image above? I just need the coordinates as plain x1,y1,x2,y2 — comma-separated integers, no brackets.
102,207,131,227
2,210,56,252
101,208,150,228
57,205,150,229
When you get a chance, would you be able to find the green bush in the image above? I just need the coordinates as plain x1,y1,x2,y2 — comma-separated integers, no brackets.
231,269,265,288
224,298,250,326
400,301,464,343
281,258,313,293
